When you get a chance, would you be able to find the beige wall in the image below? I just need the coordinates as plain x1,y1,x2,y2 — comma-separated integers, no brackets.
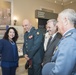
13,0,63,28
0,0,76,27
64,2,76,11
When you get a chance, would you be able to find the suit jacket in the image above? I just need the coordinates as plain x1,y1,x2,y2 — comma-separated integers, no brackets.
23,27,44,64
0,39,19,62
43,33,61,65
42,29,76,75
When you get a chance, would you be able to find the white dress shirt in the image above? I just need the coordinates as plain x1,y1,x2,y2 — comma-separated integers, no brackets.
44,32,51,51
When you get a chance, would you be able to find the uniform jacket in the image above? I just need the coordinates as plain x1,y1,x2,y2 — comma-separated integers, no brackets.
43,33,61,65
48,29,76,75
23,27,44,64
0,39,19,62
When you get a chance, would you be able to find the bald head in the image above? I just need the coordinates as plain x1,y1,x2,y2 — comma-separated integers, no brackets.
22,19,32,32
23,19,30,24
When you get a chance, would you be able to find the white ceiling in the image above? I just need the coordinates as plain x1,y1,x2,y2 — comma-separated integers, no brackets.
45,0,76,5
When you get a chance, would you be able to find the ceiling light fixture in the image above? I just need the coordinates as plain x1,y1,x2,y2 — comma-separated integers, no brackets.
55,0,56,3
70,1,73,3
61,0,64,5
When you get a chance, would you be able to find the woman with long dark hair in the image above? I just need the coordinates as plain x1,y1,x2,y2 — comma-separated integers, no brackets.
0,27,19,75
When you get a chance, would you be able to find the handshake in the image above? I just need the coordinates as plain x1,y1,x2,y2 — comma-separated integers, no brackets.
25,59,32,69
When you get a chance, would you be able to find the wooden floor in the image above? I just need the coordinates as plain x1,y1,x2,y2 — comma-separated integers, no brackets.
0,58,28,75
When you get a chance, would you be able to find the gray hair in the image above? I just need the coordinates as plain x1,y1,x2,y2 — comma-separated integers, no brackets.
47,19,57,26
59,9,76,24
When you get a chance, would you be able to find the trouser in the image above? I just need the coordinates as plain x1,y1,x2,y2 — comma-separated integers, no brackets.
2,66,17,75
28,63,42,75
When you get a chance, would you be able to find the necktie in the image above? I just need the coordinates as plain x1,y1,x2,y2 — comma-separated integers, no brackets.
46,36,52,49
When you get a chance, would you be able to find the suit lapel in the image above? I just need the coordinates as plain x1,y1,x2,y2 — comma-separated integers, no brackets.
46,34,57,50
50,35,57,44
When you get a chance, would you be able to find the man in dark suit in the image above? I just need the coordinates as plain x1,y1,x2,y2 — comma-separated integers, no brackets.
42,19,62,66
22,19,44,75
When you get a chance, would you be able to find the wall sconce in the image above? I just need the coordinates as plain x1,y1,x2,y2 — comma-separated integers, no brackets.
36,18,38,23
13,16,17,25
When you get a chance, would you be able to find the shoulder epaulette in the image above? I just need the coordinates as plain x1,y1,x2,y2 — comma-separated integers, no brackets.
64,32,73,38
37,31,39,35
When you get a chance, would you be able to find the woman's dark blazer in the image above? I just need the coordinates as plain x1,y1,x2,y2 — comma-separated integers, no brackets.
0,39,19,62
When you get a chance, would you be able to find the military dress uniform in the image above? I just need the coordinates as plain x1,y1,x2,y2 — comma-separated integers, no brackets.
42,29,76,75
23,27,44,75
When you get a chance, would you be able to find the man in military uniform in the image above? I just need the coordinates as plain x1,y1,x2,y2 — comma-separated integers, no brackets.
42,9,76,75
22,19,44,75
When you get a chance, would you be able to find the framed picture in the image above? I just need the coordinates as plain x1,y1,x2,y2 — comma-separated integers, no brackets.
0,1,11,25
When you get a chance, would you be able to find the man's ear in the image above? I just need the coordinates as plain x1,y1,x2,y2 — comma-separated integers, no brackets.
63,17,68,26
56,26,58,31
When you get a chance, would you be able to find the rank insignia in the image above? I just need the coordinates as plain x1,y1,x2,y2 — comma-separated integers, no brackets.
55,46,58,50
65,33,72,37
37,32,39,35
53,46,58,54
29,35,33,39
